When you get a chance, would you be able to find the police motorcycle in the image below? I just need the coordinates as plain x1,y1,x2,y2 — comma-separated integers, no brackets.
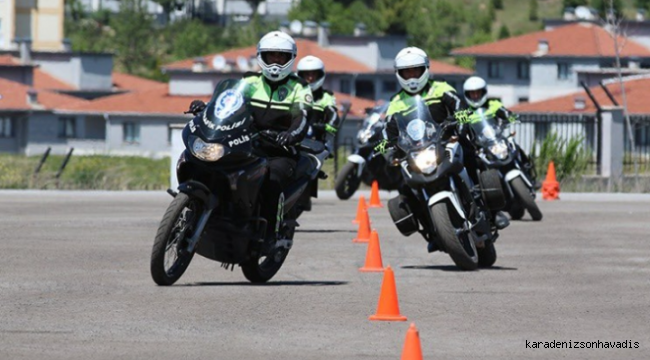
334,103,402,200
467,108,542,221
386,96,504,270
150,79,329,285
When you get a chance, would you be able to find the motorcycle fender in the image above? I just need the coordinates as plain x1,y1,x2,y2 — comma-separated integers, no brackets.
347,154,366,178
428,191,466,220
177,180,218,209
505,169,533,188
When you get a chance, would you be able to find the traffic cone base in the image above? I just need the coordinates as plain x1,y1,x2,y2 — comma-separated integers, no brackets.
359,230,385,272
353,208,371,243
368,180,384,208
352,195,367,224
401,323,423,360
369,266,407,321
542,160,560,200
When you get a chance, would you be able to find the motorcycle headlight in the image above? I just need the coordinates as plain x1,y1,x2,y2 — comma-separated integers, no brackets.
358,129,372,144
411,146,437,174
489,141,509,160
190,136,225,162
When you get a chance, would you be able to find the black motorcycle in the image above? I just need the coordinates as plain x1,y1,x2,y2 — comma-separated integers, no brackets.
334,103,402,200
467,108,542,221
150,79,328,285
386,96,504,270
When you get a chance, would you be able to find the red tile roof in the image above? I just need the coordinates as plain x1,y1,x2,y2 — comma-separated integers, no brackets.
429,60,473,75
452,23,650,58
0,78,88,111
0,55,19,66
34,68,76,90
164,39,373,74
112,72,166,92
59,84,377,119
511,75,650,115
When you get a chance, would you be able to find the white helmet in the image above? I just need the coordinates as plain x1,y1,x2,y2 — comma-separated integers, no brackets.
394,47,430,94
463,76,488,108
257,31,297,82
297,56,326,91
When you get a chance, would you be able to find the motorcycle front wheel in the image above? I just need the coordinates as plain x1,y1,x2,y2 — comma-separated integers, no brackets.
241,226,294,283
150,193,200,286
511,177,543,221
334,162,362,200
431,202,478,270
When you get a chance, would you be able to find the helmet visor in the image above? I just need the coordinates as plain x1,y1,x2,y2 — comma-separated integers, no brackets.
261,51,292,66
465,89,486,102
397,66,425,80
298,69,325,84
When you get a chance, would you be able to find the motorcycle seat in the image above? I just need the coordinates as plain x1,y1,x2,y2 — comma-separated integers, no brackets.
298,138,325,154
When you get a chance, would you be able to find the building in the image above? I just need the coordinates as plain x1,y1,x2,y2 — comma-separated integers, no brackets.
451,23,650,108
0,0,65,51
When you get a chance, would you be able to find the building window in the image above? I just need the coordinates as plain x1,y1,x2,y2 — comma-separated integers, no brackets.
488,61,502,78
58,117,76,138
0,117,13,138
340,79,351,94
557,63,571,80
123,122,140,143
382,80,397,93
518,97,529,103
517,61,530,79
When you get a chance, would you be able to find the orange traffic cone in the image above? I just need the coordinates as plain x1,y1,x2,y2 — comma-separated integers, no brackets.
542,161,560,200
359,230,385,272
368,180,384,208
353,208,371,243
352,195,368,224
369,265,407,321
400,323,424,360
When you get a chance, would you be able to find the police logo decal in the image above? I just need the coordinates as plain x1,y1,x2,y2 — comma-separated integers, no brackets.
278,87,289,101
214,89,244,119
305,94,313,103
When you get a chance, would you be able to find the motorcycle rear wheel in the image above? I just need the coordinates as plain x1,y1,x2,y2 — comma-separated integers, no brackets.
334,162,361,200
431,202,478,270
150,193,199,286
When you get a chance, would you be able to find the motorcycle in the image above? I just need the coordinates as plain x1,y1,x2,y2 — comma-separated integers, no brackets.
386,96,503,270
467,108,542,221
334,103,402,200
150,79,329,285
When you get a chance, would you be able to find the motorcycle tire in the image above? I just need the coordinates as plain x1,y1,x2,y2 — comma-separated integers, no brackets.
334,162,362,200
511,177,543,221
431,202,478,271
241,227,294,283
479,169,506,211
477,240,497,268
508,203,525,220
150,193,199,286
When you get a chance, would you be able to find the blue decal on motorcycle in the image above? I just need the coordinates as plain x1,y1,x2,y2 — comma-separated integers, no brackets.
406,119,426,141
214,89,244,119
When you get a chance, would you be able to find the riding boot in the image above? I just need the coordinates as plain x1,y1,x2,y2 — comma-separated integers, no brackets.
493,211,510,230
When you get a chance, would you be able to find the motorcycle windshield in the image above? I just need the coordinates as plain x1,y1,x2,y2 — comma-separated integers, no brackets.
468,108,503,147
393,96,440,152
196,79,253,141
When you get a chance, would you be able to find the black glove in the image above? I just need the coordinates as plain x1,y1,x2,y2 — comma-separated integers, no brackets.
188,100,206,115
276,131,296,147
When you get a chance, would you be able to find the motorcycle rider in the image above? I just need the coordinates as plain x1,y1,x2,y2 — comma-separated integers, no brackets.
188,31,313,248
374,47,510,231
296,55,341,145
462,76,540,189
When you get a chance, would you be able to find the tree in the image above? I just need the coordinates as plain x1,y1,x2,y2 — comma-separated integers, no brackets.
491,0,504,10
529,0,538,21
110,0,156,75
591,0,624,19
498,24,510,39
405,0,465,58
562,0,588,8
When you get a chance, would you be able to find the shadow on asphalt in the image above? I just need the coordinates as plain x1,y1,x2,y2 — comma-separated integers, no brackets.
401,265,518,272
179,280,349,287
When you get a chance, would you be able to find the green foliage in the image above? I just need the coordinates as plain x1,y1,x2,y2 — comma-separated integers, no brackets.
529,0,539,21
405,0,465,58
636,0,650,9
531,132,592,181
591,0,625,19
498,24,511,39
0,155,170,190
562,0,589,9
492,0,504,10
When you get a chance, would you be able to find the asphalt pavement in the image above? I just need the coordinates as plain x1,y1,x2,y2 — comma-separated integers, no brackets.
0,190,649,359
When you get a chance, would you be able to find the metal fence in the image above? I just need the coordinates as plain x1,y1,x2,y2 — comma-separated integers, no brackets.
624,116,650,173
